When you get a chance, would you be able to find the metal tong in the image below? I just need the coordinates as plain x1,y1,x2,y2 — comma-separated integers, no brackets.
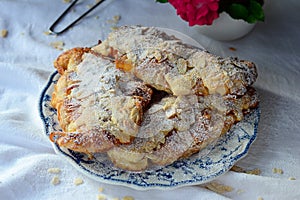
49,0,105,35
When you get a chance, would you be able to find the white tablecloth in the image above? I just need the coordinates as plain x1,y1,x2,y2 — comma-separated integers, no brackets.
1,0,300,199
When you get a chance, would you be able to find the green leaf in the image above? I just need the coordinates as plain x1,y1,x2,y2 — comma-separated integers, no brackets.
228,4,249,20
156,0,168,3
245,15,257,23
249,0,265,21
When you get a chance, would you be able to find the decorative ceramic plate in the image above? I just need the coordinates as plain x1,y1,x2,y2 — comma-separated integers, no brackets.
39,29,260,190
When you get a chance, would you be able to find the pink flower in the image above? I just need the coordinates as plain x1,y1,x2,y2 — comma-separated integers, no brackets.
168,0,220,26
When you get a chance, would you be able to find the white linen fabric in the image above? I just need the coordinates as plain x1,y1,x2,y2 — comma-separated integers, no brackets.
0,0,300,199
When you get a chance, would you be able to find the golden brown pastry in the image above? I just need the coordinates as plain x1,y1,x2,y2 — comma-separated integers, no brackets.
49,26,258,171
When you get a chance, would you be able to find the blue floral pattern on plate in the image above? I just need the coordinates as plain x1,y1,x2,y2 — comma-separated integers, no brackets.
39,71,260,190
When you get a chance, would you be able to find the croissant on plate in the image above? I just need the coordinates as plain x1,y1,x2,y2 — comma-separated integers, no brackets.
49,26,259,171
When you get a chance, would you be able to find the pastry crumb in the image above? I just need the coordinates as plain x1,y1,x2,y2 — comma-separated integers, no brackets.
257,197,264,200
236,189,245,194
74,177,84,185
98,187,104,192
229,47,237,51
246,168,261,175
1,29,8,38
231,165,244,172
97,194,107,200
50,41,65,51
44,31,51,35
231,165,261,175
47,168,61,174
51,176,60,185
273,168,283,174
288,177,296,180
113,15,121,22
277,168,283,174
107,15,121,25
122,196,134,200
204,181,233,194
63,0,71,3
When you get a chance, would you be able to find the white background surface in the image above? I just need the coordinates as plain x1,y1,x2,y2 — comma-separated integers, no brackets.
0,0,300,199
